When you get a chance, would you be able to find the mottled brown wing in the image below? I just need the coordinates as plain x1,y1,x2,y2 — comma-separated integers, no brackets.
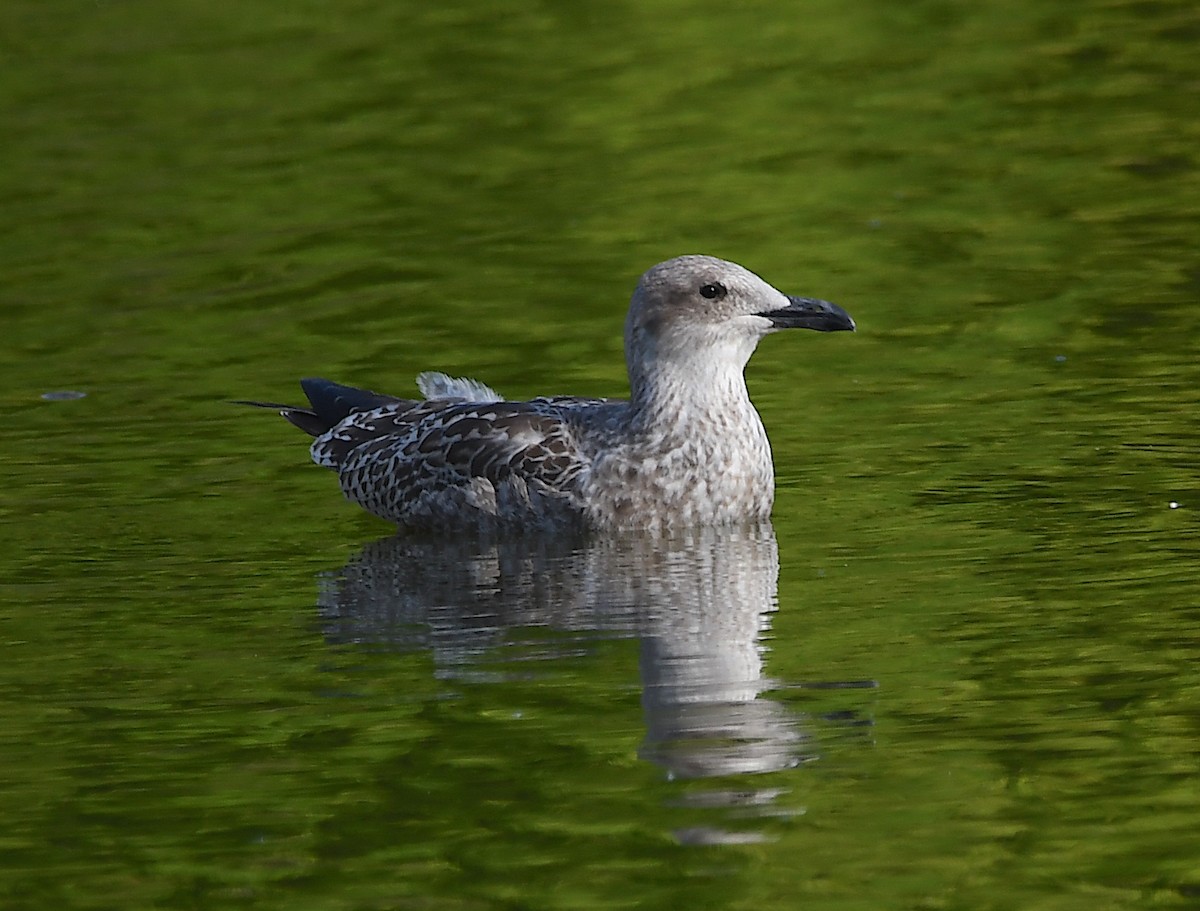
311,399,441,470
315,400,589,525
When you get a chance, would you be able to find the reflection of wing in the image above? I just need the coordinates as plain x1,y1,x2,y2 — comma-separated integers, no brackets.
314,400,593,527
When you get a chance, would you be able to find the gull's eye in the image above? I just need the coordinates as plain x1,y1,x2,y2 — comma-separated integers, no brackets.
699,282,727,300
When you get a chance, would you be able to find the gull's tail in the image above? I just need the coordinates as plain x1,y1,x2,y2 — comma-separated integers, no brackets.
233,378,407,437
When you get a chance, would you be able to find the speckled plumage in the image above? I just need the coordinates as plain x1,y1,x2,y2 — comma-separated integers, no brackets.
259,255,854,530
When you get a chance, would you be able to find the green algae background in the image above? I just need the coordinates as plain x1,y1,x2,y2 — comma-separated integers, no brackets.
2,0,1199,908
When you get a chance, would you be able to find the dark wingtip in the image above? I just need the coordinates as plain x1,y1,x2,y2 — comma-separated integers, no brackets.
231,398,330,437
300,377,405,425
236,379,409,439
229,399,292,409
280,407,331,437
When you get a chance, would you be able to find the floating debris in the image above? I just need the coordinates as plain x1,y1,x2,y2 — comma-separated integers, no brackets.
41,390,87,401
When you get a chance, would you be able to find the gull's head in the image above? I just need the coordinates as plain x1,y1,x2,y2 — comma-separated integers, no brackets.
624,255,854,382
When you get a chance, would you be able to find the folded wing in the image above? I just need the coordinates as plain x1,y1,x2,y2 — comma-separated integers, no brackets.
317,399,591,527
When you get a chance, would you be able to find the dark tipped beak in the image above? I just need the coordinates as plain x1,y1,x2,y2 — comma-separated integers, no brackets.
759,295,856,332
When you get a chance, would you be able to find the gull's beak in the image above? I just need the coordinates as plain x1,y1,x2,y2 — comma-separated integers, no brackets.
758,295,855,332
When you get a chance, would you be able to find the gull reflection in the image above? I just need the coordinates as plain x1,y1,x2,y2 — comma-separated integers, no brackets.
317,522,815,842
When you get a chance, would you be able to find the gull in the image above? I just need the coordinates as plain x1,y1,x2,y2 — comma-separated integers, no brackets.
248,255,854,530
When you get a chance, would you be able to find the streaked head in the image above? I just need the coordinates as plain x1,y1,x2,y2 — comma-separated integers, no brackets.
624,255,854,383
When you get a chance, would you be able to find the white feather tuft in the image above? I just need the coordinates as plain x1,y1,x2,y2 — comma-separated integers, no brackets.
416,371,504,403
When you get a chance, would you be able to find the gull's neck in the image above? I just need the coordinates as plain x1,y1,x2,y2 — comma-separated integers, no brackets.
625,329,763,440
599,324,776,526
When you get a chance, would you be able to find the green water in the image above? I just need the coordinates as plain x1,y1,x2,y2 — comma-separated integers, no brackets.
3,0,1199,908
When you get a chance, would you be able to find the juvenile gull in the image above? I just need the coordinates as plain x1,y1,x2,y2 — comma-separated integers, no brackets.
252,255,854,530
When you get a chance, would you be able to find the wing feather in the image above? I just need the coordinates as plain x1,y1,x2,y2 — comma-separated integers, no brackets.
315,400,589,526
